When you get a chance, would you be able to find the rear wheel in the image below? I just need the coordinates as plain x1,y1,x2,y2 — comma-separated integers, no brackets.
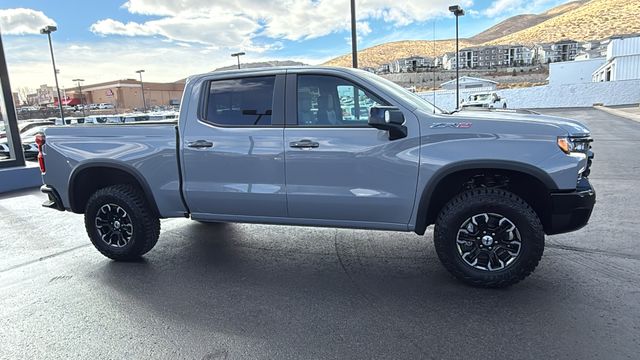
84,184,160,261
434,188,544,288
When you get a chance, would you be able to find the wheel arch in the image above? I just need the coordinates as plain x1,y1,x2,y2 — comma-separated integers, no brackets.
68,161,160,216
414,160,558,235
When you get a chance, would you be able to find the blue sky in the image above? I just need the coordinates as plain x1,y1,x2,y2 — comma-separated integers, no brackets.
1,0,571,89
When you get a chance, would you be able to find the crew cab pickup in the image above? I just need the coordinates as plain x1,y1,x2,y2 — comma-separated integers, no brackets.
38,67,595,287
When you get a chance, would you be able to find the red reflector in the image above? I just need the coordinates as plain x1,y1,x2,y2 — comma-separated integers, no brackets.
35,134,45,146
35,133,46,173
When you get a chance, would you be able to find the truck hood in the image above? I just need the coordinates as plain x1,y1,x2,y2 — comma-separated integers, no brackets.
452,109,590,136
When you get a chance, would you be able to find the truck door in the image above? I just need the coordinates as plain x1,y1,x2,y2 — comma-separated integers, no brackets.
181,74,287,220
283,73,420,226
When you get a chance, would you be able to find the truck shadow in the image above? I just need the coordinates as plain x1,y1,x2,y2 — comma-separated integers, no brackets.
92,221,618,358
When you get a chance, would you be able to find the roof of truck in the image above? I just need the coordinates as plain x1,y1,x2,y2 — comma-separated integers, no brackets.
188,65,361,81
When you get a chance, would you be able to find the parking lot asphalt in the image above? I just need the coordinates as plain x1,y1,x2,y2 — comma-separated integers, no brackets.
1,108,639,359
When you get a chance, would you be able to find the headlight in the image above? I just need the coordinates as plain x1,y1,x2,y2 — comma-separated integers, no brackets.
557,136,591,155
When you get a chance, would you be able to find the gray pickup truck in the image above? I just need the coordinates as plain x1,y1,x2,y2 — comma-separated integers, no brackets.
37,66,595,287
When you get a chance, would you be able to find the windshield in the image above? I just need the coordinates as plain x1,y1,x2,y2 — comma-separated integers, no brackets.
356,69,444,114
469,94,491,101
22,126,46,137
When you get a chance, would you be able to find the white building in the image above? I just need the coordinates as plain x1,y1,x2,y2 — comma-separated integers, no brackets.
549,58,606,85
440,76,498,91
593,35,640,82
442,52,457,70
389,56,433,73
534,40,579,64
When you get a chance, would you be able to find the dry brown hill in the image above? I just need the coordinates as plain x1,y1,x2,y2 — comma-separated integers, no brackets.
486,0,640,45
470,0,587,43
322,0,640,68
323,39,474,68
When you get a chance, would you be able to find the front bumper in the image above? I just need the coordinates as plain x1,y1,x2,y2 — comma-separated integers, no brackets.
41,185,65,211
547,178,595,235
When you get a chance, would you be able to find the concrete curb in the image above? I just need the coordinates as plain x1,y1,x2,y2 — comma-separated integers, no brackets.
594,105,640,124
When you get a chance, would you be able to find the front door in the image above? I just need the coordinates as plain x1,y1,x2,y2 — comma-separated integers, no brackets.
284,73,420,226
182,74,287,219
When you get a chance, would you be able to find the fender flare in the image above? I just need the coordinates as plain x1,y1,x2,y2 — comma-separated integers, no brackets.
68,160,161,216
413,160,558,235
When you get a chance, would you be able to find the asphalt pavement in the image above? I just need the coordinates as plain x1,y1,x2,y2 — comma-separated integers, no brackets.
1,108,639,359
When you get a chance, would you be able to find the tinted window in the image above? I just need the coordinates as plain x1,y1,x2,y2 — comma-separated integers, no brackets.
297,75,387,126
206,76,275,126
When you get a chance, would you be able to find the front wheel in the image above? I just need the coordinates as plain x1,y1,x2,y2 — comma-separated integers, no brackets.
84,184,160,261
434,188,544,288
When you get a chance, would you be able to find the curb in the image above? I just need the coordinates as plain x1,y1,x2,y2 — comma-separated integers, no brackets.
594,105,640,124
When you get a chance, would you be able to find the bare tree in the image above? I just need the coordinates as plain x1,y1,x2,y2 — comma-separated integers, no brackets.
17,87,34,105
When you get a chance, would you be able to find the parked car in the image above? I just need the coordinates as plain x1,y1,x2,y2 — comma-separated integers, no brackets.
0,124,51,160
38,66,595,288
97,103,115,110
461,92,507,109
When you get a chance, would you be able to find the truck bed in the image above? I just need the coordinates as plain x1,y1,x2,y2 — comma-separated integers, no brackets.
42,122,187,217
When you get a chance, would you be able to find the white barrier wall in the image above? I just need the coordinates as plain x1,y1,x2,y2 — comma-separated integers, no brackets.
420,79,640,112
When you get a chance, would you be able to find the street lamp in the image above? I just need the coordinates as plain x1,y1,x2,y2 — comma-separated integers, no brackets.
135,69,146,112
72,78,85,116
350,0,358,68
449,5,465,110
231,52,245,69
40,25,65,124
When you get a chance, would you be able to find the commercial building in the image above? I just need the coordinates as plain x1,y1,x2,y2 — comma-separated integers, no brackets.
65,79,185,110
592,35,640,82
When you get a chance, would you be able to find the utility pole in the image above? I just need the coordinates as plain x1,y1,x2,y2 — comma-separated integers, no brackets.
350,0,358,68
73,78,85,116
231,52,246,69
135,70,146,112
449,5,465,110
40,25,65,124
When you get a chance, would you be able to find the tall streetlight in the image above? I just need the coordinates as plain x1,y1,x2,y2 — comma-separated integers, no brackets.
231,52,245,69
40,25,65,124
72,78,85,116
350,0,358,68
449,5,465,110
135,69,146,112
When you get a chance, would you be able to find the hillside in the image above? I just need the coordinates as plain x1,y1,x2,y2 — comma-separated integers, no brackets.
323,0,640,68
322,39,474,68
486,0,640,45
469,0,587,43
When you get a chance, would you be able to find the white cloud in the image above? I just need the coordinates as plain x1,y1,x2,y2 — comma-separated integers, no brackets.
92,0,474,45
0,8,56,35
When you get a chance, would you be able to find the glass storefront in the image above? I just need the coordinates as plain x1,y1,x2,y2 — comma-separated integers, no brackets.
0,31,25,168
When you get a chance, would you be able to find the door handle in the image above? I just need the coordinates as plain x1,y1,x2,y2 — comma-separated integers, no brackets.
187,140,214,148
289,139,319,149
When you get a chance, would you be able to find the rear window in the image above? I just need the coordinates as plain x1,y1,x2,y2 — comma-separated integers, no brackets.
205,76,275,126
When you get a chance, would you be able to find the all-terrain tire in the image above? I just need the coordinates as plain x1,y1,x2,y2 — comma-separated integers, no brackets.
434,188,544,288
84,184,160,261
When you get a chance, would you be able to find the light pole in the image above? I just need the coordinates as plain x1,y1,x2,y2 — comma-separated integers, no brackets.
350,0,358,68
135,69,146,112
40,25,65,124
449,5,465,110
72,78,85,116
231,52,245,69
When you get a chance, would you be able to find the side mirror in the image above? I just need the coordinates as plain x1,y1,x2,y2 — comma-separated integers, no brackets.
368,106,407,140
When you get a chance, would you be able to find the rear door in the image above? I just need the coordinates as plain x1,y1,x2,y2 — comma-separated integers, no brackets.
283,72,420,227
181,74,287,219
